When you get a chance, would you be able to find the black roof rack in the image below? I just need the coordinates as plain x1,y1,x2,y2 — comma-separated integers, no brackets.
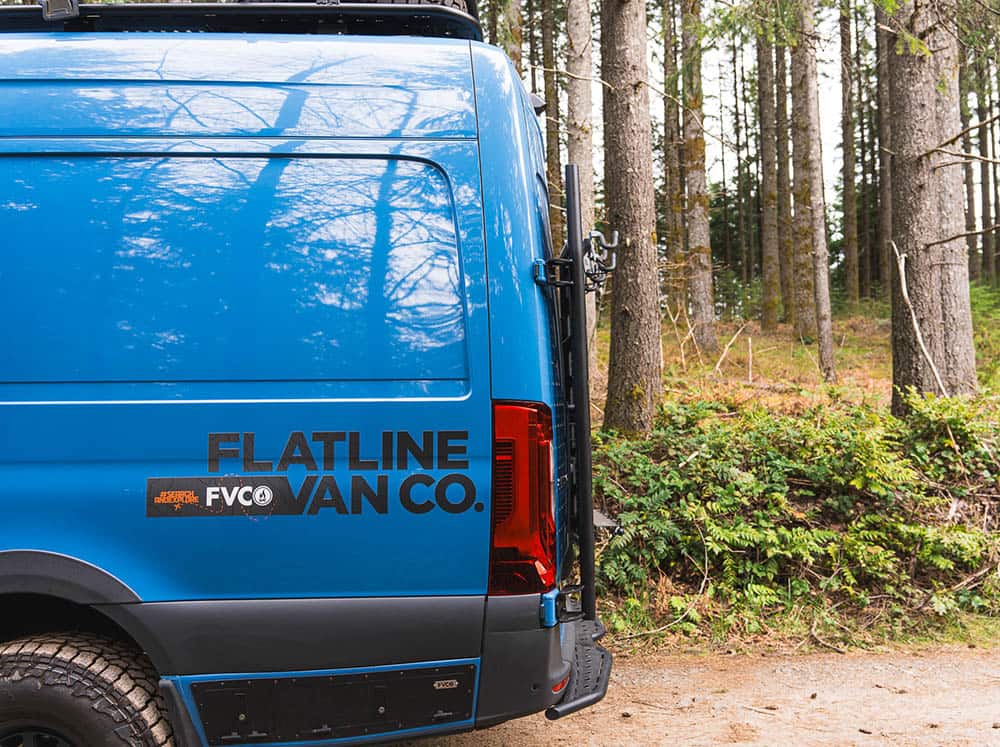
0,2,483,41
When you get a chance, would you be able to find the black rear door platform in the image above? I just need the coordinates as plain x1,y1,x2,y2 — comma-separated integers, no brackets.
546,620,612,720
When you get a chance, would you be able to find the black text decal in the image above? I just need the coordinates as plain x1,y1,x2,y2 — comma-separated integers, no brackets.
146,431,478,518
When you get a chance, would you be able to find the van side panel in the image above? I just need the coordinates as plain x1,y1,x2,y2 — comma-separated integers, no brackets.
471,43,556,408
0,35,493,602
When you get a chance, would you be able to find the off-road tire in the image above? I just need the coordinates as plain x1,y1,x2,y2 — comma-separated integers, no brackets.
0,633,174,747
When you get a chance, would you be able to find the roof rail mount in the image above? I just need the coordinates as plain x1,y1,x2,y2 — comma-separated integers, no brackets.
39,0,80,21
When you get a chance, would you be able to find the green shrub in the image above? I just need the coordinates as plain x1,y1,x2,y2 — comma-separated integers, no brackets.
595,394,1000,638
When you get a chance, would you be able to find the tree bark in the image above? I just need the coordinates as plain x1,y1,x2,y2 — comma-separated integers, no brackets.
527,0,538,92
855,3,873,297
976,58,994,284
565,0,599,370
662,0,685,312
501,0,523,75
601,0,663,434
740,44,756,283
789,15,816,341
888,0,977,413
840,0,859,305
733,42,748,285
875,6,893,297
541,0,563,249
775,44,795,324
791,0,834,381
994,60,1000,282
488,0,498,45
959,49,978,280
682,0,717,354
757,34,780,331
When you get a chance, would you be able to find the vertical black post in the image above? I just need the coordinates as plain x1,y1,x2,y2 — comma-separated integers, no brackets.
564,164,597,621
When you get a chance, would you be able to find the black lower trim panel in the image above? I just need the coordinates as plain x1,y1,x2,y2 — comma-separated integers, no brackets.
99,596,485,676
192,665,476,745
474,595,571,728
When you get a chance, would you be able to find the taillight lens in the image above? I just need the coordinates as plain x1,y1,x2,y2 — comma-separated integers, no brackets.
489,401,557,595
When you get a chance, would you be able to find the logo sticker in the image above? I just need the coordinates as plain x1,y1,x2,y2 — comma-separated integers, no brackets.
145,430,482,518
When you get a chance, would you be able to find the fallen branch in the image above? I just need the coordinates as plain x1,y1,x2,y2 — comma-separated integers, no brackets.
891,241,949,398
712,323,747,376
742,705,778,716
810,618,846,654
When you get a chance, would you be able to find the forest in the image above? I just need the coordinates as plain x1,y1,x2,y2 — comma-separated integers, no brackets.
477,0,1000,644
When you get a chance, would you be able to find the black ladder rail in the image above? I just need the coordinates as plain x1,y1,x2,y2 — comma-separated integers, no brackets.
563,163,597,621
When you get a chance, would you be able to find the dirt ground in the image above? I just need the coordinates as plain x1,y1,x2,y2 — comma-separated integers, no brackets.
408,647,1000,746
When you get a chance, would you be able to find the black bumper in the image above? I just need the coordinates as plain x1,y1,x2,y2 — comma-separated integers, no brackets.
475,596,611,727
147,594,610,745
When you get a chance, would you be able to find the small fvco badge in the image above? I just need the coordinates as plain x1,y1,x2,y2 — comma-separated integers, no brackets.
146,477,294,517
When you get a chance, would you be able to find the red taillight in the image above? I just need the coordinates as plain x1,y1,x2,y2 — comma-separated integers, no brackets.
552,674,570,694
489,402,557,595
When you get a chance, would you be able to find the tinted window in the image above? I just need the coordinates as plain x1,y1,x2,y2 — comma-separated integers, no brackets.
1,156,467,382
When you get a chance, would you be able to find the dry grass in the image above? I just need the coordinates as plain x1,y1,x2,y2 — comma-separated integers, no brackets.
592,315,894,420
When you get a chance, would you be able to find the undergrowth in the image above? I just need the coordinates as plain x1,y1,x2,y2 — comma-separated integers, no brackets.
971,281,1000,390
594,390,1000,647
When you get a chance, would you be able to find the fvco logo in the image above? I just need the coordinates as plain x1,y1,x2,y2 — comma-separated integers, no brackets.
205,485,274,508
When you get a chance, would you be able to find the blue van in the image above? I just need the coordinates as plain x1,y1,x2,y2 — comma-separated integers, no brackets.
0,2,612,745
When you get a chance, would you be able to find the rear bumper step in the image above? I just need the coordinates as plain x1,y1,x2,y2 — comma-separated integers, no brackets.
545,620,612,720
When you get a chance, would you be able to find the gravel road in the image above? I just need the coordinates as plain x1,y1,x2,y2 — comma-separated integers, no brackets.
404,647,1000,746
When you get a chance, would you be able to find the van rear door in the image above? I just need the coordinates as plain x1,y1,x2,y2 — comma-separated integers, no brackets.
0,36,492,606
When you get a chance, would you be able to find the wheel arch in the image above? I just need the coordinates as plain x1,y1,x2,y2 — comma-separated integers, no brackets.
0,550,170,674
0,550,140,605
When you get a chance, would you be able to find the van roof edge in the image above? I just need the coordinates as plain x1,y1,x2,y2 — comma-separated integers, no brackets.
0,2,483,41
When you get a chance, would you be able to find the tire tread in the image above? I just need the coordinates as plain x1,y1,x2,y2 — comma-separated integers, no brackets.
0,632,174,747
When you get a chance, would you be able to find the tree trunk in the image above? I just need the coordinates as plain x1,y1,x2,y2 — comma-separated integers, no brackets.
976,58,995,284
488,0,498,45
682,0,717,354
662,0,685,312
888,0,977,413
855,3,873,297
733,41,747,285
792,0,835,381
959,49,978,280
501,0,523,75
718,76,732,274
541,0,563,249
875,6,893,297
601,0,663,434
865,60,879,291
741,44,757,283
758,34,780,331
565,0,599,369
775,45,795,324
994,60,1000,281
840,0,859,305
789,20,816,340
527,0,538,92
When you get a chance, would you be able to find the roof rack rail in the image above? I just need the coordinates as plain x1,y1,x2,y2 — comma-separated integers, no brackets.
0,1,483,41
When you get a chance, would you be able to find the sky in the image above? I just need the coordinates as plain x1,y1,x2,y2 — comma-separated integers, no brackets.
541,3,850,220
